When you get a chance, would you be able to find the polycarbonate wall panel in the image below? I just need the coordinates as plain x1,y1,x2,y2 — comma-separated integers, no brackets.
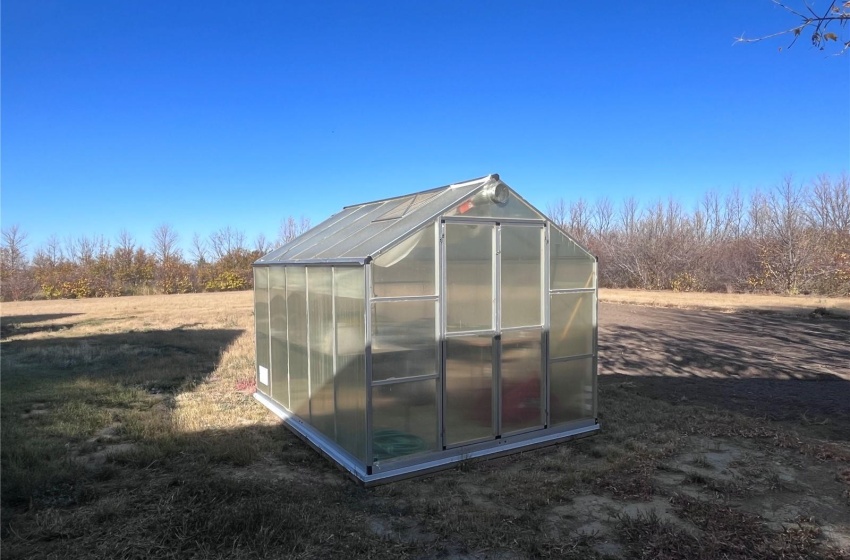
269,267,289,409
501,226,542,328
550,358,594,425
552,258,595,291
308,267,335,439
500,330,543,434
445,335,493,445
286,267,310,418
334,267,367,462
372,300,437,382
550,227,595,290
549,226,590,258
372,379,437,461
372,222,436,297
550,293,594,358
445,223,492,332
254,268,270,394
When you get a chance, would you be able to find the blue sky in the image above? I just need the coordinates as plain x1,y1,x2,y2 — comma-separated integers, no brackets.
3,1,848,255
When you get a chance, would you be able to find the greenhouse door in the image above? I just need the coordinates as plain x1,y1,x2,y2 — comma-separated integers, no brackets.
442,220,545,447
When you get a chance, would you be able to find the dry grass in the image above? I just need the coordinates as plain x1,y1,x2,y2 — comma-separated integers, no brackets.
2,290,848,559
600,288,850,317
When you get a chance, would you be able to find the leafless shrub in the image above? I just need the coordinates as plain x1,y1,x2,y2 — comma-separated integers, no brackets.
556,173,849,295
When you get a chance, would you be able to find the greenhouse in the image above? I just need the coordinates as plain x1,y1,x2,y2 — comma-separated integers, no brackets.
253,174,598,485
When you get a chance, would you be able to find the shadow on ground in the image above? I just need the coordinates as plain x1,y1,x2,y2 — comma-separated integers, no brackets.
0,325,246,515
599,303,850,440
0,326,243,390
0,313,83,339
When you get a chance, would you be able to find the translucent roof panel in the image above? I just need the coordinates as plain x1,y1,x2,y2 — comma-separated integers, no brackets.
256,174,592,265
337,185,484,260
257,205,365,264
289,201,396,260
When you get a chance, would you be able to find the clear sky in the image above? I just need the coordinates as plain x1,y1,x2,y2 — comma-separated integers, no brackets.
3,1,849,255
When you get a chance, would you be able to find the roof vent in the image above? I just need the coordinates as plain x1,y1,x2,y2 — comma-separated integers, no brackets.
481,180,509,205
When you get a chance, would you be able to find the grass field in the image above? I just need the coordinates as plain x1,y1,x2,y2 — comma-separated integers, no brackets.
599,289,850,318
1,290,848,559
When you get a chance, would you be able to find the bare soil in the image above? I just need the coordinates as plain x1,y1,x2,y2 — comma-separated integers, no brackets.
599,302,850,440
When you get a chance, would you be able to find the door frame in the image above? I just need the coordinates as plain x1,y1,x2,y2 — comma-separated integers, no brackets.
439,217,546,449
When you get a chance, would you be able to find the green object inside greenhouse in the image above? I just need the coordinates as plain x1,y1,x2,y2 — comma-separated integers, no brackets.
372,429,429,460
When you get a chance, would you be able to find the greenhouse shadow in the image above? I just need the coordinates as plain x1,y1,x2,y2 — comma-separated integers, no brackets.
0,326,244,394
598,303,850,441
0,313,82,339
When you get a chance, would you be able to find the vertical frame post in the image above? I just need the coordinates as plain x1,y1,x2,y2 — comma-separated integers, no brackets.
364,262,374,470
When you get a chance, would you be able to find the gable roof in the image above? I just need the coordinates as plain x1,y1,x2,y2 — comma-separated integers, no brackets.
256,174,552,265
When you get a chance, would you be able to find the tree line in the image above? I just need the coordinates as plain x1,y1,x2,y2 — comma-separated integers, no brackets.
2,173,848,301
548,173,849,296
0,217,310,301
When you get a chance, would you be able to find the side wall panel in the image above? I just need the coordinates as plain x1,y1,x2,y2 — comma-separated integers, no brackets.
334,267,367,462
254,267,271,395
548,226,598,427
308,267,335,439
269,266,289,409
287,267,310,419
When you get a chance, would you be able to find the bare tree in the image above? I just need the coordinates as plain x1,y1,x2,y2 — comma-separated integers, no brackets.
700,191,723,242
568,198,591,244
152,223,180,264
2,225,28,264
276,215,312,247
806,173,850,294
758,176,817,293
724,187,746,240
39,235,64,266
209,226,247,260
736,0,850,54
546,198,568,229
116,230,135,255
591,197,614,239
619,197,639,236
67,235,96,266
808,172,850,231
111,230,139,294
1,225,35,300
189,233,209,265
254,233,272,255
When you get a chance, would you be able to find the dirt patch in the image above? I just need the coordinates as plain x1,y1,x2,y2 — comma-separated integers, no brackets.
599,302,850,440
70,422,139,471
20,402,49,420
212,453,346,488
546,494,702,557
74,443,139,471
649,435,850,551
366,514,438,545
